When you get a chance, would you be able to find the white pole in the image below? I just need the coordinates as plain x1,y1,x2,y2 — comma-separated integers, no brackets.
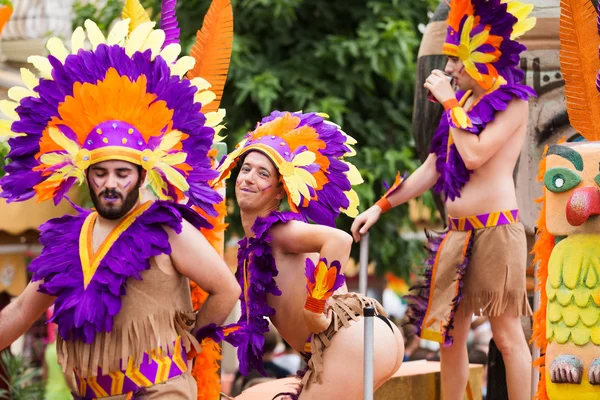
364,306,375,400
359,233,370,296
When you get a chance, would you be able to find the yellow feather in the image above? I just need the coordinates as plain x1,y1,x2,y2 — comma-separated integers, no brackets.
8,87,31,102
40,152,70,166
170,56,196,78
48,127,81,156
71,27,86,54
20,68,38,91
0,119,16,137
205,109,226,127
121,0,151,34
158,130,183,152
0,100,19,121
159,164,190,192
161,152,187,166
125,21,155,57
84,19,106,50
341,189,360,217
46,37,69,63
343,161,364,185
27,56,53,80
187,0,234,113
107,18,130,45
292,151,316,167
189,77,212,91
559,0,600,141
141,29,166,59
194,90,216,106
294,168,317,189
159,43,181,65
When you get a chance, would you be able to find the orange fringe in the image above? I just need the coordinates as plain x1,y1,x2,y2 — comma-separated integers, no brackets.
530,145,553,400
190,150,229,399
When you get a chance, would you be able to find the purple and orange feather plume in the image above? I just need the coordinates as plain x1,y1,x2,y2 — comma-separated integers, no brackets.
305,258,345,301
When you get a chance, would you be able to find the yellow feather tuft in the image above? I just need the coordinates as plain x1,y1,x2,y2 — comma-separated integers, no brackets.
187,0,233,113
559,0,600,141
27,56,53,80
121,0,151,34
46,37,69,63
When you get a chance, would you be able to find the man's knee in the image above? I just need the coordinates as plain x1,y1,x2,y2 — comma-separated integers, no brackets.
493,331,530,361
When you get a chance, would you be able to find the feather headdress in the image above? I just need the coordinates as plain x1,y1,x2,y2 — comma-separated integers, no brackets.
0,0,234,219
442,0,536,89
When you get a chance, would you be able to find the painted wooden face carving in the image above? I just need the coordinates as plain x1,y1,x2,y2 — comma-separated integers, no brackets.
545,143,600,236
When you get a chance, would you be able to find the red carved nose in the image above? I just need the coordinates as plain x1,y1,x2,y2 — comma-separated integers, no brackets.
566,186,600,226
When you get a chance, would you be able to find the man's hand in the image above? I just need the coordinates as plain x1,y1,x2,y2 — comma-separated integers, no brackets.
304,308,332,334
350,205,382,242
424,70,455,104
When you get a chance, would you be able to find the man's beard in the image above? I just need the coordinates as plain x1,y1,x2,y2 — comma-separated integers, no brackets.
90,179,141,220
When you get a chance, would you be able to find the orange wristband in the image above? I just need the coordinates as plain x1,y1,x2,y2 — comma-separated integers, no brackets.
304,297,326,313
375,197,392,213
442,98,460,111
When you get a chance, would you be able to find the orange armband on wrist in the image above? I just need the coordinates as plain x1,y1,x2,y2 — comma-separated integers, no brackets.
375,197,392,213
442,98,460,111
304,296,326,313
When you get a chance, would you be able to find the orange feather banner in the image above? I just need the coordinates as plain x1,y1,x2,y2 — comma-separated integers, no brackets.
559,0,600,141
187,0,233,114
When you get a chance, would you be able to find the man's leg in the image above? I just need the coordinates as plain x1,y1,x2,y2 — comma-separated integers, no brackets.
488,314,531,400
440,304,472,400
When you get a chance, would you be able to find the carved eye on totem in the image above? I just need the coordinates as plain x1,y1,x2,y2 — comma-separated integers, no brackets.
544,167,582,193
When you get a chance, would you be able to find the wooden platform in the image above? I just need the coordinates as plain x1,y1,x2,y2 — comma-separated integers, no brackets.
235,360,483,400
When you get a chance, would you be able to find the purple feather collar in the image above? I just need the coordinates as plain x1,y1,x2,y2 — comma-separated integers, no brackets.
430,82,535,201
225,210,305,376
29,201,208,344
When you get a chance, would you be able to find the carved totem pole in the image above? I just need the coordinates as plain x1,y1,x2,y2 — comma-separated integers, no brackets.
532,1,600,399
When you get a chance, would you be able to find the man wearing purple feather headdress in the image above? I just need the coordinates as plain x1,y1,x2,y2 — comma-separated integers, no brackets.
352,1,537,399
214,111,405,399
0,0,241,398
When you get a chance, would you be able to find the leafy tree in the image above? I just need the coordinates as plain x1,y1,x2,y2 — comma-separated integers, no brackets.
69,0,439,278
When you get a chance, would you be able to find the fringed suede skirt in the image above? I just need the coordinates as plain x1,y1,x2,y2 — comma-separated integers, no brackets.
406,210,532,346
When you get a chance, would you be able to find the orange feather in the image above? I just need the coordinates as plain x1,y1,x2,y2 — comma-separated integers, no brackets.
531,146,553,400
187,0,233,113
559,0,600,141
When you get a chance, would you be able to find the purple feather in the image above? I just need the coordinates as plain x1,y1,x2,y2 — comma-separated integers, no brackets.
29,201,208,344
224,211,305,376
597,70,600,94
405,231,474,347
160,0,180,48
430,83,535,200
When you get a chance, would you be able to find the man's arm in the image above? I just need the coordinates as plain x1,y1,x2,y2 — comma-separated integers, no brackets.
450,98,528,170
350,153,439,242
270,220,353,272
270,221,352,333
385,153,439,208
166,219,241,329
0,280,55,350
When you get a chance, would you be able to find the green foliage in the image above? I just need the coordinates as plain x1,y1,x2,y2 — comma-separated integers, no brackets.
68,0,438,277
0,351,45,400
0,142,9,179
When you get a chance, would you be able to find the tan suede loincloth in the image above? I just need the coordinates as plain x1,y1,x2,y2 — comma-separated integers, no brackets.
417,222,532,344
301,293,387,389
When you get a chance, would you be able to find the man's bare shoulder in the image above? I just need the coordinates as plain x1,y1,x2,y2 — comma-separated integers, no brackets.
270,219,307,239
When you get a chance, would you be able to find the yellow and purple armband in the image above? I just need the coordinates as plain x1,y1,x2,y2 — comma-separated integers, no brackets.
443,98,473,130
304,257,346,313
375,172,408,213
